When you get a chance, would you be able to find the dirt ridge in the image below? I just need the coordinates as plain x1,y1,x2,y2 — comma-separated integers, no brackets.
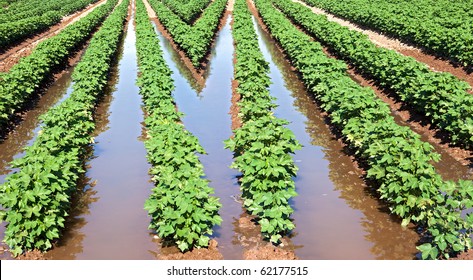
292,0,473,89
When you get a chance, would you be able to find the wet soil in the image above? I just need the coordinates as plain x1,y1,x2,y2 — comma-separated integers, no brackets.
229,14,241,131
452,249,473,260
158,240,223,260
244,243,298,260
0,0,107,73
292,0,473,88
234,213,298,260
16,250,45,260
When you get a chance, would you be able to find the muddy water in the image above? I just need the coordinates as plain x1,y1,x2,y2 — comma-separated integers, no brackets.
153,16,245,259
45,3,159,259
251,16,420,259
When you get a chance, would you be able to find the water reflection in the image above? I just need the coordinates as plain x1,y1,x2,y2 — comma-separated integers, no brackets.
46,5,160,259
0,51,81,260
42,39,122,260
252,13,420,259
154,15,245,259
149,18,211,94
0,69,76,178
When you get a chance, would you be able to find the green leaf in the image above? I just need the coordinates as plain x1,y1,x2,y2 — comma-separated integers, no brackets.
417,243,438,260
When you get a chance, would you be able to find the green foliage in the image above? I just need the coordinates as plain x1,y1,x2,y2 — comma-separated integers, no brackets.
161,0,211,23
224,0,301,243
135,0,221,252
255,0,473,259
0,0,99,48
148,0,227,67
0,0,129,256
274,0,473,149
0,0,119,129
303,0,473,67
417,180,473,259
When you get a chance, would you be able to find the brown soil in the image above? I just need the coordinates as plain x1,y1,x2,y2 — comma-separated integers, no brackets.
451,249,473,260
244,243,298,260
230,15,242,131
16,250,46,260
234,212,299,260
292,0,473,89
158,239,224,260
0,0,107,73
230,78,242,131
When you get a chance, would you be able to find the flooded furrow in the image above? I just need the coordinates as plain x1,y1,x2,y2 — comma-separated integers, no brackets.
0,64,80,259
157,35,208,94
38,39,121,261
252,16,420,259
0,73,75,181
153,16,245,259
45,2,159,259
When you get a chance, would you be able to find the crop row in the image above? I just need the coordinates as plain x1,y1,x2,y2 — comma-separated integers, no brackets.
0,0,118,130
148,0,227,67
136,0,222,252
161,0,211,23
304,0,473,29
273,0,473,149
0,0,129,256
1,0,64,16
1,0,47,17
254,0,473,259
302,0,473,68
224,0,300,243
0,0,99,49
0,0,97,23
